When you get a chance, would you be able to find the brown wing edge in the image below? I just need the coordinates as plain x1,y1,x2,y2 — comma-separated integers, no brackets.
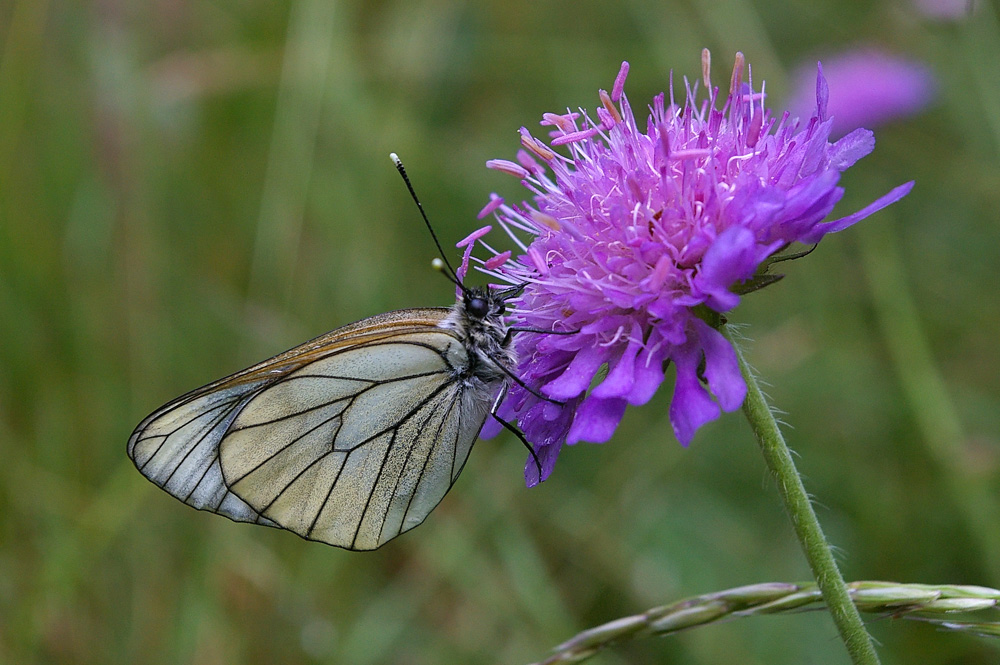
128,307,452,441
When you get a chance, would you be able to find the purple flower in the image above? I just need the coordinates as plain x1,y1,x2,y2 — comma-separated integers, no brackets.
787,49,936,137
472,52,913,486
913,0,980,20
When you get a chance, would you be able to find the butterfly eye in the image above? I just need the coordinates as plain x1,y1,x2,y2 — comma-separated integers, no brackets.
468,297,490,318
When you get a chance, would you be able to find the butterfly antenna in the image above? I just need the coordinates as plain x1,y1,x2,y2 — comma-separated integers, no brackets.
390,153,463,287
431,258,465,292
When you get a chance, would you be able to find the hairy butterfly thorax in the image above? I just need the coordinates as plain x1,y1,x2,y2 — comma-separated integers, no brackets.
440,286,516,386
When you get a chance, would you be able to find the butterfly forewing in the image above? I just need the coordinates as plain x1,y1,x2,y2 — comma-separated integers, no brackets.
128,377,276,525
127,307,497,550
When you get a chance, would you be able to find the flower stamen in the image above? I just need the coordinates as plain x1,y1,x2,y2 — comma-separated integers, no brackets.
599,89,623,126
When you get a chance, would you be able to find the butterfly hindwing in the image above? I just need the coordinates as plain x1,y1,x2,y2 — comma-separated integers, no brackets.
220,332,491,550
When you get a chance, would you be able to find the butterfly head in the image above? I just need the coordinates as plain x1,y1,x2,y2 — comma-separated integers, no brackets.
456,286,511,345
463,286,507,321
435,285,517,383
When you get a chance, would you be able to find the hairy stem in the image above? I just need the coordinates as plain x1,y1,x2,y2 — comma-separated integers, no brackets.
723,324,880,665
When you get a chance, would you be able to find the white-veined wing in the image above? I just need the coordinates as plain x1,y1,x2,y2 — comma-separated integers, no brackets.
127,307,499,550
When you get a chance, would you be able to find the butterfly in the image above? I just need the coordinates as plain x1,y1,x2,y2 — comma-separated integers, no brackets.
127,155,542,551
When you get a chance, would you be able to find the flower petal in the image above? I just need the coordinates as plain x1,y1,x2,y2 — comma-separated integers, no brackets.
541,342,608,400
828,128,875,170
694,318,747,411
480,415,503,439
524,439,563,487
670,345,721,445
693,227,760,311
802,180,914,242
567,396,628,444
591,324,643,399
628,339,667,405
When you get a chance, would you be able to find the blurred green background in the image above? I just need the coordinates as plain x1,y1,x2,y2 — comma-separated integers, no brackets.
2,1,999,663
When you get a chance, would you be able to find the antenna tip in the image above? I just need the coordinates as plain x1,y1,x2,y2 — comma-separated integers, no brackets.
390,152,401,165
431,258,445,272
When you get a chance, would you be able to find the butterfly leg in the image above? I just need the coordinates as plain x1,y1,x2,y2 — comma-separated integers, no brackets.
489,383,543,481
502,325,577,347
494,363,564,407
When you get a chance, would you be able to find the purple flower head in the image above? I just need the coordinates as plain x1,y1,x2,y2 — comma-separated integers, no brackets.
788,49,936,137
472,51,913,487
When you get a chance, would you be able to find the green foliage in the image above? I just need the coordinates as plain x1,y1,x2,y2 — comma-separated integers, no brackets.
2,1,999,663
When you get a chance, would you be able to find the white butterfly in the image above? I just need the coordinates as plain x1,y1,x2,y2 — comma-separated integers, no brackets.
127,154,542,550
127,286,520,550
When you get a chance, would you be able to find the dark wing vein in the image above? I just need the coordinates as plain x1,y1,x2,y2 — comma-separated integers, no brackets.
160,402,245,489
135,398,238,472
226,405,349,487
351,387,456,549
400,386,463,530
375,387,460,547
301,379,457,541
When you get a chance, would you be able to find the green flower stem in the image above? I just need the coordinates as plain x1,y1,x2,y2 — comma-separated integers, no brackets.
722,324,881,665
